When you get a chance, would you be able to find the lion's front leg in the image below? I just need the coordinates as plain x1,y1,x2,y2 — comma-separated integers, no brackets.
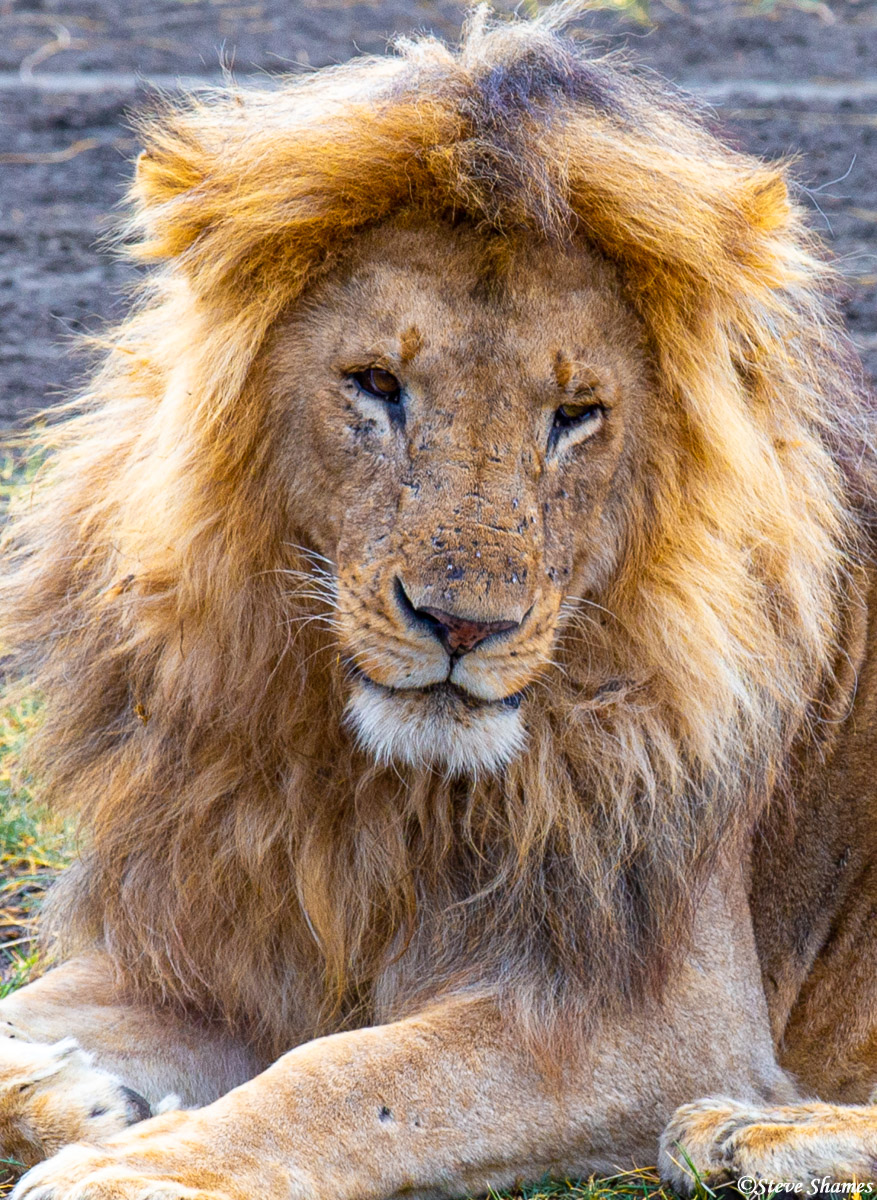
10,995,601,1200
10,868,797,1200
659,1097,877,1193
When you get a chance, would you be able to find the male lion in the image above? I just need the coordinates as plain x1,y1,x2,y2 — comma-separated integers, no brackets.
1,5,876,1199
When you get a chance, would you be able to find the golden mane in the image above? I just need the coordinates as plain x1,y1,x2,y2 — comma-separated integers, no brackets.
1,5,873,1056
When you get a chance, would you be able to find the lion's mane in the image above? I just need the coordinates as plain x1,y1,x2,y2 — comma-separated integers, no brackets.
1,5,873,1056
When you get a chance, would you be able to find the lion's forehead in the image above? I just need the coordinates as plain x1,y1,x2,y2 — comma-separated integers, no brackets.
290,217,644,398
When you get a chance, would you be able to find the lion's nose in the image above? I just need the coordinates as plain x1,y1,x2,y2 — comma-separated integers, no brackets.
417,605,520,654
394,579,520,656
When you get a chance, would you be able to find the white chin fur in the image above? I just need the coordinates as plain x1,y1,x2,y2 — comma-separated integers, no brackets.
345,679,526,777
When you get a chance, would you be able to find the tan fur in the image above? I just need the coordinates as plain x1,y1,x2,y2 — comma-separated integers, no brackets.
2,5,877,1198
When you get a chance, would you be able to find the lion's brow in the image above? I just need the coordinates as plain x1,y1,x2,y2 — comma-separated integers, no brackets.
399,325,424,365
553,352,573,390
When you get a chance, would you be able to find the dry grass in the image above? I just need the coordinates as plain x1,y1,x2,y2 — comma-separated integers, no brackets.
488,1173,705,1200
0,447,72,1003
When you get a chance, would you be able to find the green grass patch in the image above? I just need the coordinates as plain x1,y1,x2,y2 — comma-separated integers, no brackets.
0,695,73,989
0,442,46,521
490,1172,711,1200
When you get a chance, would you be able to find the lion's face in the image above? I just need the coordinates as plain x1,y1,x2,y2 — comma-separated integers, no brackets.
269,218,653,775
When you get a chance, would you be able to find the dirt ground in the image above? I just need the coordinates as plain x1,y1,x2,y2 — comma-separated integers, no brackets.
0,0,875,425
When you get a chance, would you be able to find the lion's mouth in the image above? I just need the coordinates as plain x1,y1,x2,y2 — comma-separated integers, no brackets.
352,670,524,711
344,668,528,775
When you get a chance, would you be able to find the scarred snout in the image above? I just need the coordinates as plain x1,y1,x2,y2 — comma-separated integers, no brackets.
339,535,562,775
332,426,570,772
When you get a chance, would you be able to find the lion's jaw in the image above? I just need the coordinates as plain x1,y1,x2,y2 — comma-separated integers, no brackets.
270,217,650,777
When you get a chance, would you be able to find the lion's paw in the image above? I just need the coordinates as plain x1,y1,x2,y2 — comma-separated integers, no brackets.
0,1037,152,1171
659,1096,877,1194
12,1144,201,1199
11,1145,198,1199
11,1139,233,1200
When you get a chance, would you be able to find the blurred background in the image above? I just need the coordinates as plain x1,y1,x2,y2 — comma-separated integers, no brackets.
0,0,875,425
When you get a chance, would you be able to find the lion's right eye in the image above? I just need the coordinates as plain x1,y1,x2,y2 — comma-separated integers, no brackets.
351,368,402,403
553,399,604,429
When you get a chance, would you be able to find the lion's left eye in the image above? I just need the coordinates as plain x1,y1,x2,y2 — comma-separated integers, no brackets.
553,399,604,430
351,368,402,403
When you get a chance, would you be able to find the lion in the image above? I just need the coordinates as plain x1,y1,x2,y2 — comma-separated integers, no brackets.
0,4,875,1198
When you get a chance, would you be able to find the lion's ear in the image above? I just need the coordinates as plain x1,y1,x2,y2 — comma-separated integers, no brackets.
128,125,215,264
133,147,185,207
134,148,165,198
